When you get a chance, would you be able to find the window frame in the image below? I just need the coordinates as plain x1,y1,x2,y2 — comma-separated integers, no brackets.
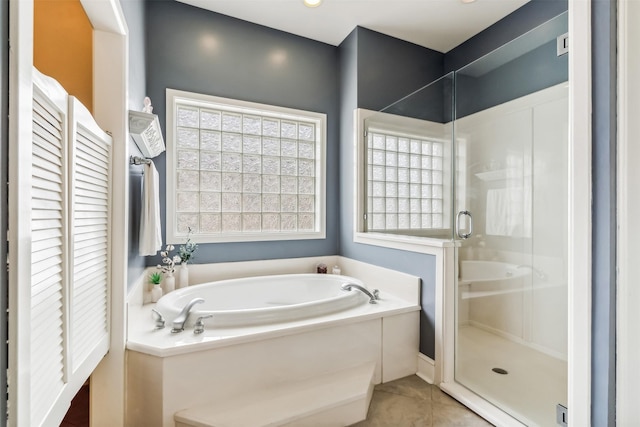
166,88,326,244
353,108,454,252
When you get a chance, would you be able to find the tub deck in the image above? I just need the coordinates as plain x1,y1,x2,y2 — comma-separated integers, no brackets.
127,289,418,357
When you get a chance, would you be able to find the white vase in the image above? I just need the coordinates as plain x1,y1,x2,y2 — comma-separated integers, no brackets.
163,273,175,294
150,285,163,303
178,263,189,289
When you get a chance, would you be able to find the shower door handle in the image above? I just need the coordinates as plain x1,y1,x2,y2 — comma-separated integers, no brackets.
456,210,473,239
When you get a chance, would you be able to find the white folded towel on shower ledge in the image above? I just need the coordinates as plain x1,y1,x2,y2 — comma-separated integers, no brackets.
139,160,163,256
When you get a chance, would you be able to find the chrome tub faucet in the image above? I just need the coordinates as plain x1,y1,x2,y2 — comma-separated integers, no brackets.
171,297,204,333
341,283,380,304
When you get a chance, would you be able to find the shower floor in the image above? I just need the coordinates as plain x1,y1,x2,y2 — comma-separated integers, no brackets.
456,325,568,426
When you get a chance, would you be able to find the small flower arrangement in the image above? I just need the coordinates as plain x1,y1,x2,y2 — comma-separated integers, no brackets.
157,244,181,276
178,227,198,264
149,272,162,286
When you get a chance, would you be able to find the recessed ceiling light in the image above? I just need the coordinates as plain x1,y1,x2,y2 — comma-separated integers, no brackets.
461,0,476,3
304,0,322,8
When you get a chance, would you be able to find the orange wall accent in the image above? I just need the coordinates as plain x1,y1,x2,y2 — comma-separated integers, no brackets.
34,0,93,112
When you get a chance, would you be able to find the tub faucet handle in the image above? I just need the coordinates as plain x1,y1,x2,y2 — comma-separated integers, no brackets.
151,309,165,330
373,289,380,300
193,314,213,334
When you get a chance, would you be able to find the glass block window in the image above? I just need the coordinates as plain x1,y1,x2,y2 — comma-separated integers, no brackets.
366,129,445,231
166,89,326,243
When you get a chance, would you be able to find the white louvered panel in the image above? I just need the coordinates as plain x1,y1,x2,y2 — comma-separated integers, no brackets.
30,251,63,295
73,294,107,353
69,97,111,374
76,174,109,194
75,197,108,212
30,89,67,427
77,131,109,159
73,294,107,329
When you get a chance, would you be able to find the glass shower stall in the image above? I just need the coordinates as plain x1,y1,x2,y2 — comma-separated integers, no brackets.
362,12,568,426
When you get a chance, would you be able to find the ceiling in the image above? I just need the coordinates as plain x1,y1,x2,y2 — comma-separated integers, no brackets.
178,0,530,53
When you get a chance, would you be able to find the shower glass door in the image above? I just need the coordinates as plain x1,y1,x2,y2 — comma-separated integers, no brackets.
453,12,568,426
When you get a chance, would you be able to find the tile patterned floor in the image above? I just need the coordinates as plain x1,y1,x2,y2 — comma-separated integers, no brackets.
60,375,490,427
350,375,493,427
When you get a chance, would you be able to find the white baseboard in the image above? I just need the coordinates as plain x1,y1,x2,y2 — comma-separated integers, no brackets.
416,353,435,384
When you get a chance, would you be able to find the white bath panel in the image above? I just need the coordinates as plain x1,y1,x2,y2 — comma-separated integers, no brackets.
174,362,375,427
382,312,419,382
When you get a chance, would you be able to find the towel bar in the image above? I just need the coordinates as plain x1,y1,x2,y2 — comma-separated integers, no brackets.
130,155,151,165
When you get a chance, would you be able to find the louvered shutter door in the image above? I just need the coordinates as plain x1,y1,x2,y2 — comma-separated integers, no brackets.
30,83,68,427
12,70,112,427
68,96,111,373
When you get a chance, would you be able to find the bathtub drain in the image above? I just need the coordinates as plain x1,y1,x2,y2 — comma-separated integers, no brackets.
492,368,508,375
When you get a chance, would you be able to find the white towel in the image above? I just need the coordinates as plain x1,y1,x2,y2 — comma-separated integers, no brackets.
139,161,163,256
486,186,532,238
485,189,509,236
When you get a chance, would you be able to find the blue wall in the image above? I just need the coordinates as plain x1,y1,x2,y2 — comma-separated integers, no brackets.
122,0,149,288
456,37,568,118
338,27,444,358
0,0,8,424
356,28,445,113
144,0,340,268
445,0,569,73
591,0,617,424
450,0,569,119
381,73,453,124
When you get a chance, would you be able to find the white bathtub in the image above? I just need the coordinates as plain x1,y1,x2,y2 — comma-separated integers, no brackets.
155,274,370,327
126,260,421,427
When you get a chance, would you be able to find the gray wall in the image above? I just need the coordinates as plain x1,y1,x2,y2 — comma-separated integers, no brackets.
381,73,453,124
1,0,8,424
145,0,340,267
337,27,357,265
339,27,444,358
122,0,149,288
357,28,445,113
591,0,617,424
456,38,568,118
450,0,569,119
445,0,569,73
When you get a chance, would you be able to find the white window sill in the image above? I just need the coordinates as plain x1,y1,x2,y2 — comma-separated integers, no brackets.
354,232,457,255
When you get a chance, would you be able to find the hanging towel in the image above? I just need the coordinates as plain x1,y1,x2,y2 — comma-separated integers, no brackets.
486,189,509,236
486,186,532,238
139,161,163,256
